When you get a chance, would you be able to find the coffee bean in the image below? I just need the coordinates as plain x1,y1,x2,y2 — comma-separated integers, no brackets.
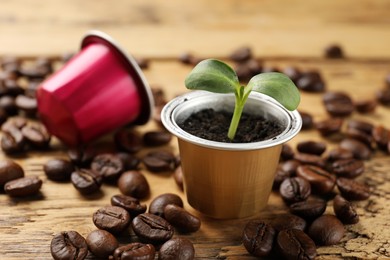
326,147,354,162
283,66,302,83
345,127,374,148
277,229,317,260
91,153,125,181
336,177,370,201
159,238,195,260
324,44,344,58
143,131,172,146
173,166,184,191
279,160,301,176
114,129,143,153
43,158,75,182
117,171,150,199
355,99,377,114
273,167,293,190
281,144,295,161
279,177,311,204
135,56,149,69
331,159,364,179
296,71,325,92
149,193,183,217
67,146,95,167
289,198,327,221
86,229,118,258
347,119,374,135
142,151,176,172
21,123,51,149
164,204,201,233
323,91,354,117
71,169,102,195
0,96,18,115
315,118,343,137
294,153,326,168
3,79,24,97
340,138,371,160
151,86,167,107
1,126,26,154
1,56,20,71
178,52,201,65
333,195,359,224
15,95,38,117
270,213,307,232
0,159,24,187
116,152,140,171
111,194,147,217
297,140,326,155
112,242,155,260
298,111,314,130
376,88,390,105
132,213,174,244
4,175,42,197
242,220,275,257
229,46,252,62
308,215,345,246
19,66,50,80
235,60,261,82
50,231,88,260
93,206,131,234
372,125,390,150
296,165,336,195
2,115,27,130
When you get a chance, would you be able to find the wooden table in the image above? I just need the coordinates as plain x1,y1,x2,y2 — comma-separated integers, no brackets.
1,1,390,259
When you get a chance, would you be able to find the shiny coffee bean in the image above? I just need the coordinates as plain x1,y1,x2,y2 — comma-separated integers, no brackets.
277,229,317,260
21,123,51,149
111,194,147,217
149,193,183,217
112,243,155,260
4,79,24,96
229,46,252,62
279,160,301,175
345,127,374,148
296,71,326,92
376,88,390,105
4,175,42,197
164,204,201,233
281,144,295,161
50,231,88,260
132,213,174,244
93,206,131,234
143,131,172,146
273,167,293,190
0,96,18,115
86,229,118,258
297,140,326,155
67,146,95,167
71,169,102,195
1,126,26,154
315,118,343,136
355,99,377,114
116,152,140,171
372,125,390,150
43,158,75,182
331,159,364,178
159,238,195,260
333,195,359,224
242,220,275,257
323,91,354,117
15,95,37,117
289,198,327,221
326,147,354,162
114,129,143,153
142,151,176,172
324,44,344,58
298,111,314,130
308,215,345,246
0,159,24,187
91,153,125,181
294,153,326,168
336,177,370,201
270,213,307,232
173,166,184,191
296,165,336,195
347,119,373,135
2,115,27,130
117,171,150,199
340,138,371,160
279,177,311,204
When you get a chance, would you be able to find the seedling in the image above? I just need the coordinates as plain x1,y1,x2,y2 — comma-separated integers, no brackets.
185,59,300,140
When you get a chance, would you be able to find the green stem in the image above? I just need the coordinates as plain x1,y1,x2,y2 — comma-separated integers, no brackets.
227,99,245,140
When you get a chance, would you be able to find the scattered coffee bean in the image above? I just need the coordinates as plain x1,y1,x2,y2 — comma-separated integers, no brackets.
21,123,51,149
281,144,295,161
294,153,326,168
67,146,95,167
297,165,336,195
283,66,302,83
296,71,326,92
269,213,307,232
289,198,327,221
242,220,275,257
50,231,88,260
143,131,172,146
1,126,26,154
372,125,389,150
376,88,390,105
159,238,195,260
173,166,184,191
132,213,174,244
355,99,377,114
326,147,354,162
297,140,326,155
93,206,131,234
15,95,37,117
324,44,344,58
279,160,301,176
117,171,150,199
91,153,125,181
0,107,8,125
86,229,118,258
71,169,102,195
333,195,359,224
0,96,18,115
112,243,155,260
339,138,371,160
116,152,140,171
3,79,24,96
323,91,354,117
0,159,24,187
336,177,370,201
279,177,311,204
164,204,201,233
308,215,345,246
277,229,317,260
298,111,314,130
178,52,201,65
315,118,343,137
331,159,364,179
149,193,183,217
273,167,293,190
43,158,75,182
4,175,42,197
142,151,176,172
111,194,147,217
345,127,374,148
229,46,252,62
346,119,373,135
114,129,143,153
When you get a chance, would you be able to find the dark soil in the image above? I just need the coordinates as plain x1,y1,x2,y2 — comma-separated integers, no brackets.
178,108,284,143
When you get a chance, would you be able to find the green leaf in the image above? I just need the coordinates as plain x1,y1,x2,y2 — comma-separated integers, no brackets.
185,59,240,93
247,72,300,111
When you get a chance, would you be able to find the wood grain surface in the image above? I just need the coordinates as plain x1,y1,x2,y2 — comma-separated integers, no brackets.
1,1,390,259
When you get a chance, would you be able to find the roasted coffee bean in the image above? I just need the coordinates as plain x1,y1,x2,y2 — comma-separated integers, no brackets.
159,238,195,260
71,169,102,195
296,165,336,195
114,129,143,153
151,86,167,107
333,195,359,224
355,99,377,114
376,88,390,105
347,119,374,135
315,118,343,136
67,146,95,167
178,52,201,65
142,151,176,172
93,206,131,234
296,71,325,92
173,166,184,190
116,152,140,170
112,242,155,260
1,56,20,70
326,147,354,162
143,131,172,146
279,160,301,176
340,138,371,160
294,153,326,168
331,159,364,179
21,123,51,149
289,198,327,221
279,177,311,204
281,144,295,161
149,193,183,217
298,111,314,130
270,213,307,232
86,229,118,258
0,159,24,187
308,215,345,246
0,96,18,115
277,229,317,260
336,177,370,201
273,167,293,190
1,126,26,154
242,220,275,257
132,213,174,244
111,194,147,217
324,44,344,58
4,79,24,96
15,95,37,117
164,204,201,233
50,231,88,260
323,91,354,117
229,46,252,62
44,158,75,182
117,171,150,199
235,60,261,82
297,140,326,155
19,66,49,79
4,175,42,197
283,66,302,83
345,127,374,148
91,153,125,181
372,125,390,150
